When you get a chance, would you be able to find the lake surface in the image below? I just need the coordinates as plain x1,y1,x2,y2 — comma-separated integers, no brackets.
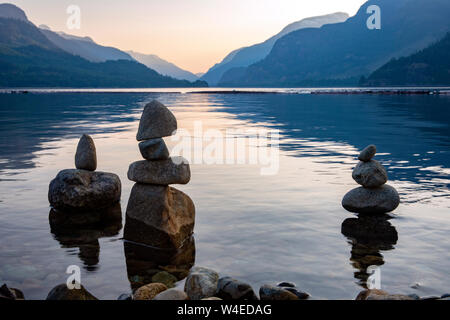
0,90,449,300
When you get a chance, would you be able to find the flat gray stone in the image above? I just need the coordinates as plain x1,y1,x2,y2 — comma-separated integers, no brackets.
358,145,377,162
342,185,400,214
49,169,121,211
75,134,97,171
127,157,190,185
352,160,388,188
184,267,219,300
139,138,169,160
136,100,177,141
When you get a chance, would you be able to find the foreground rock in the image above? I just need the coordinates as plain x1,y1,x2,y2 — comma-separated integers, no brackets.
356,289,414,300
342,185,400,214
136,100,177,141
139,138,170,160
0,284,24,300
352,160,388,188
46,284,98,300
133,283,168,300
184,267,219,300
153,288,189,300
124,184,195,249
75,134,97,171
259,284,299,300
152,271,178,288
277,282,309,299
49,169,121,211
216,277,258,300
127,157,191,185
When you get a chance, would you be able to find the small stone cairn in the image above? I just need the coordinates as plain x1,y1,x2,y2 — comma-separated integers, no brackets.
342,145,400,214
48,134,121,228
124,100,195,251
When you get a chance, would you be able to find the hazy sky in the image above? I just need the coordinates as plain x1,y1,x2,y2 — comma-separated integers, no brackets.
8,0,366,73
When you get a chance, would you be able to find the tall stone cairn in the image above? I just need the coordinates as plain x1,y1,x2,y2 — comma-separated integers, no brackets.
124,100,195,250
342,145,400,215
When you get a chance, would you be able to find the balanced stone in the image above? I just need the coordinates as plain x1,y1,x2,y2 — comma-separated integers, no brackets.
216,277,258,300
342,185,400,214
124,184,195,249
352,160,388,188
184,267,219,300
259,284,299,300
139,138,169,160
127,157,191,185
75,134,97,171
136,100,177,141
49,169,121,211
358,144,377,162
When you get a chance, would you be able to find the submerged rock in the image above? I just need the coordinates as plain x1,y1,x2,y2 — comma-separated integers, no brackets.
216,277,258,300
127,157,191,185
133,283,168,300
358,145,377,162
342,185,400,214
124,184,195,249
46,283,98,300
259,284,299,300
153,288,188,300
75,134,97,171
136,100,177,141
352,160,388,188
139,138,170,160
184,267,219,300
49,169,121,211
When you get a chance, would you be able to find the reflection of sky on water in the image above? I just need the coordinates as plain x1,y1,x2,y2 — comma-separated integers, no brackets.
0,92,449,299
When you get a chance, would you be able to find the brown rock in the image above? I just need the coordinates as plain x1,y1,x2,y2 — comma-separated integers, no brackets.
124,184,195,249
184,267,219,300
153,288,188,300
356,289,388,300
259,284,299,300
356,289,414,300
127,157,191,185
136,100,177,141
133,283,168,300
75,134,97,171
46,283,98,300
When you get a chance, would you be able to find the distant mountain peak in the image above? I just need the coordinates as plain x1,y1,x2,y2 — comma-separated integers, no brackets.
0,3,29,21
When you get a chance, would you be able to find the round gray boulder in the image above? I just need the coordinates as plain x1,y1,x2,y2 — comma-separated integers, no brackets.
184,267,219,300
216,277,258,300
342,185,400,214
352,160,388,188
49,169,121,211
75,134,97,171
139,138,170,160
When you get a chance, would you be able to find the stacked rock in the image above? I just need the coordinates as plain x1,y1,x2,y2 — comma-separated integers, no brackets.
124,100,195,251
48,134,122,228
342,145,400,214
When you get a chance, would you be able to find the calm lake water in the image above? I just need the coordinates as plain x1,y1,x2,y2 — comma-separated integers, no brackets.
0,90,449,299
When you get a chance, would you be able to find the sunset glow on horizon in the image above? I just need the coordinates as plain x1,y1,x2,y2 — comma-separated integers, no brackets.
7,0,366,73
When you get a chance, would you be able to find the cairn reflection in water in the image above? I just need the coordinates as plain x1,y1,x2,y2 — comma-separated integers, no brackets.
49,204,122,270
124,236,195,291
341,215,398,288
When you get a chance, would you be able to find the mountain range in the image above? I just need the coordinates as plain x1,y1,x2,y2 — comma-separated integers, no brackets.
218,0,450,87
361,32,450,86
200,12,349,86
0,3,207,87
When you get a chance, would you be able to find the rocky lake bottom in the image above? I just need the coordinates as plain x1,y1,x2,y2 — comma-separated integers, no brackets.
0,90,449,299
